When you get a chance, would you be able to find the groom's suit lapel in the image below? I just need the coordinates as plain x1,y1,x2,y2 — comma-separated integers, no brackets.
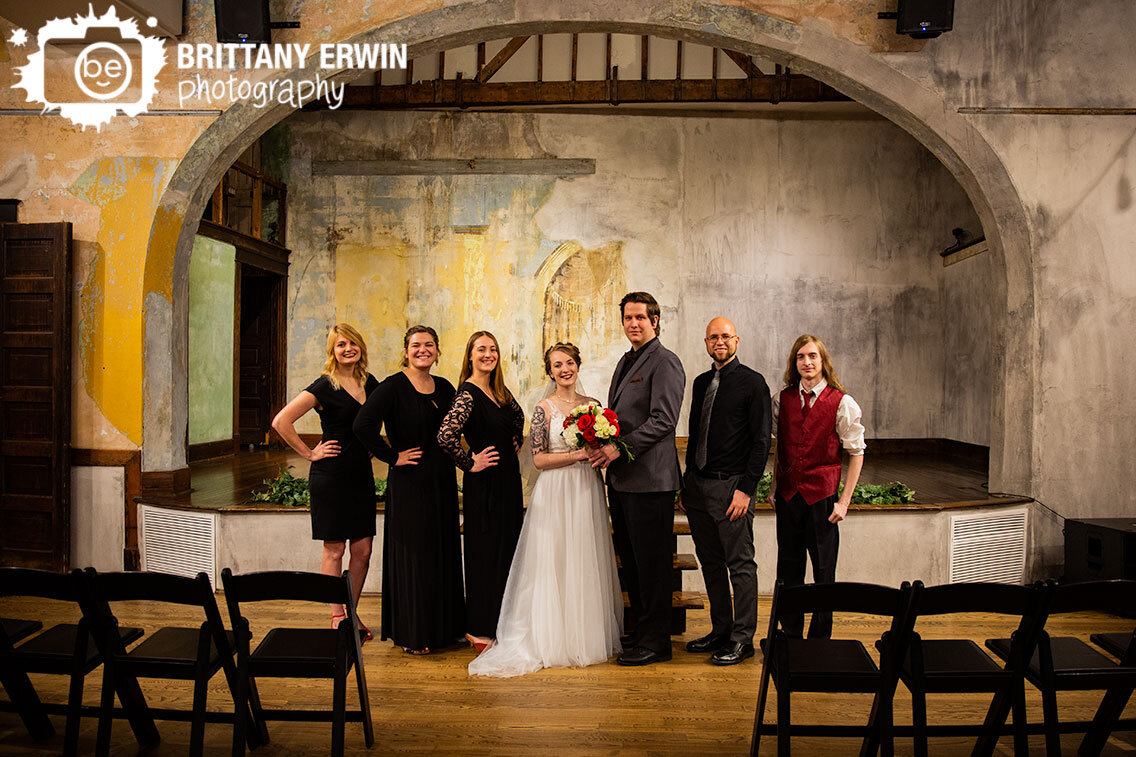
611,338,662,406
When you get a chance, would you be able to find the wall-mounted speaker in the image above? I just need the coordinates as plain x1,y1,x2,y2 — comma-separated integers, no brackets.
215,0,271,44
897,0,954,39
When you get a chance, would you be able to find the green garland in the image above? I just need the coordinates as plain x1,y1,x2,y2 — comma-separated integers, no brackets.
753,472,915,505
251,466,387,507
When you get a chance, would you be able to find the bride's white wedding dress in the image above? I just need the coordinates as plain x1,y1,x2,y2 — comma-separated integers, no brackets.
468,403,623,677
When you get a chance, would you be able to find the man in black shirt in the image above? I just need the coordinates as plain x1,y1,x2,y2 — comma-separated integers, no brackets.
682,316,772,665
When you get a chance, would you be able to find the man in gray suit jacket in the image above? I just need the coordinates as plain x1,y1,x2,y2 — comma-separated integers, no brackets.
589,291,685,665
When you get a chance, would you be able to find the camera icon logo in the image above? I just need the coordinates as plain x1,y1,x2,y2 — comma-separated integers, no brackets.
13,6,167,131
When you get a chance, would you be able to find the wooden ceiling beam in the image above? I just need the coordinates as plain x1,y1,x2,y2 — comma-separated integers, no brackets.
476,36,530,83
308,76,851,111
722,49,763,78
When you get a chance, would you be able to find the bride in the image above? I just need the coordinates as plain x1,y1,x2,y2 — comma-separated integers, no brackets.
469,343,623,677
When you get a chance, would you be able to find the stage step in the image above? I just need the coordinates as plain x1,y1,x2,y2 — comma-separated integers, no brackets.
616,553,698,571
621,591,704,610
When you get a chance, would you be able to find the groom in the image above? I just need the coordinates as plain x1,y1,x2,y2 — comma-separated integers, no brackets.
590,291,685,665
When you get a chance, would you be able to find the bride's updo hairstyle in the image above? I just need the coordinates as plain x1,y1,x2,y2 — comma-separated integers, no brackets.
544,342,582,377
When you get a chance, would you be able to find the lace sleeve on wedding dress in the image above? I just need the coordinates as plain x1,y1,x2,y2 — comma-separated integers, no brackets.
437,389,474,471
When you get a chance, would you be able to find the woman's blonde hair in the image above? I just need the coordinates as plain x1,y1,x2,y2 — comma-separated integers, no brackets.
458,330,514,406
321,323,368,390
782,333,845,392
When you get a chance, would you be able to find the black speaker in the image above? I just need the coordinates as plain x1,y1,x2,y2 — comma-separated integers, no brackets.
1064,518,1136,583
215,0,271,44
897,0,954,39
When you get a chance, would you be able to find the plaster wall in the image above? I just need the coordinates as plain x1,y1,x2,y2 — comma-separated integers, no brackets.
70,466,125,571
215,510,382,595
879,0,1136,516
282,110,985,443
187,234,235,445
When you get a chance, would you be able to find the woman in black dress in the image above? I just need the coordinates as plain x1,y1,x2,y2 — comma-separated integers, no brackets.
271,323,379,635
353,325,464,654
437,330,525,653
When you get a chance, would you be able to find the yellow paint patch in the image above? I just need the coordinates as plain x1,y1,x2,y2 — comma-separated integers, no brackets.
145,204,185,301
72,157,176,446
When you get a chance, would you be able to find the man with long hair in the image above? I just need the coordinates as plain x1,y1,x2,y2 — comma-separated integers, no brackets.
769,334,865,639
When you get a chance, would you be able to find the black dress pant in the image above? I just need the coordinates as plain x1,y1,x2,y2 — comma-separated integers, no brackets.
774,491,839,638
609,487,675,654
684,471,758,644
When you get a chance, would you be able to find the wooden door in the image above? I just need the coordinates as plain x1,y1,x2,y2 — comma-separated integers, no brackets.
0,222,72,570
238,271,281,445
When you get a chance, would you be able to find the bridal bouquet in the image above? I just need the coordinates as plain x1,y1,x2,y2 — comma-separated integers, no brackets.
561,402,635,461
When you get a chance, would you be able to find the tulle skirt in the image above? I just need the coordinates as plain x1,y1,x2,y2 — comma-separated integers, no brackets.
468,462,623,677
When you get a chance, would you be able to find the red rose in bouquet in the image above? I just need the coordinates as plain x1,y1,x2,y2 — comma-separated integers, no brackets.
561,401,634,460
576,413,597,444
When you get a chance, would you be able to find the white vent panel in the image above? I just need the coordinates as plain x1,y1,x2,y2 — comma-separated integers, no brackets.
139,505,217,585
949,509,1027,584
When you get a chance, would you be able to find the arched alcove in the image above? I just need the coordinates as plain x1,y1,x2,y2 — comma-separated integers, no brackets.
143,3,1034,497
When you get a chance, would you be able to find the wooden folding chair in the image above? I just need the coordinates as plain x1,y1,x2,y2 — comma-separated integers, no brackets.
890,581,1052,757
751,580,916,757
0,567,155,756
221,568,375,757
986,579,1136,755
82,568,263,756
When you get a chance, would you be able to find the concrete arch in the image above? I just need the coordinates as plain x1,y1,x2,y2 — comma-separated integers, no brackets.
143,1,1035,496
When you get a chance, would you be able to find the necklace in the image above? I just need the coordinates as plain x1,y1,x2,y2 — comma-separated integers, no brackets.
550,393,580,407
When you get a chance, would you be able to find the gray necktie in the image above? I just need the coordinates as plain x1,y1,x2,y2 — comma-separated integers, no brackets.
694,369,720,471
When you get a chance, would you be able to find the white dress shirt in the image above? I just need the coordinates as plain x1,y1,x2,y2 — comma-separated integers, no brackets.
771,378,866,455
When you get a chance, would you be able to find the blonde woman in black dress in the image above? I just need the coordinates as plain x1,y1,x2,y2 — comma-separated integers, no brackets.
354,326,465,655
272,323,379,637
438,331,525,654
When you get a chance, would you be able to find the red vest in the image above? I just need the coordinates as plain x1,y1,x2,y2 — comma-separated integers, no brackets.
776,384,844,506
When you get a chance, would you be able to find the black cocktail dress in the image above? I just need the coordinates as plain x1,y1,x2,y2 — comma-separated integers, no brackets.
438,382,525,638
354,372,465,650
305,373,379,540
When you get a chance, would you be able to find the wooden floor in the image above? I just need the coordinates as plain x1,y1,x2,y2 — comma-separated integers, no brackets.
2,598,1133,755
143,444,1026,512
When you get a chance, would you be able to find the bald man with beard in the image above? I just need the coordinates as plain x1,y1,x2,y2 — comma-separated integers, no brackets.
681,317,771,665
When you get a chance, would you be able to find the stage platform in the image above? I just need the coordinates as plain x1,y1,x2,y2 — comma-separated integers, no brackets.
140,439,1029,513
133,441,1035,596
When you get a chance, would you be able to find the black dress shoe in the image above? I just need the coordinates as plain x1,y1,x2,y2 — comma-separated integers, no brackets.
684,632,728,654
710,641,755,666
617,646,672,666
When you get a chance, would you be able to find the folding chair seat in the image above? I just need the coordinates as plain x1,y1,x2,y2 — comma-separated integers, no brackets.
221,568,374,757
83,569,259,757
0,567,152,756
986,579,1136,756
886,581,1050,757
1,618,42,644
1091,630,1134,659
750,580,916,757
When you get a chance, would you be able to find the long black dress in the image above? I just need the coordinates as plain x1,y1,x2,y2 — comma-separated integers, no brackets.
353,372,465,650
304,374,379,541
437,382,525,638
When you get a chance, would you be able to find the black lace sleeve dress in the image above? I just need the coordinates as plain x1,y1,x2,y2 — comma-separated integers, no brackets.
437,383,525,639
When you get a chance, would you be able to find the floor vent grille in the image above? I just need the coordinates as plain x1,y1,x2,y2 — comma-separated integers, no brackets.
949,508,1028,584
138,505,217,585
